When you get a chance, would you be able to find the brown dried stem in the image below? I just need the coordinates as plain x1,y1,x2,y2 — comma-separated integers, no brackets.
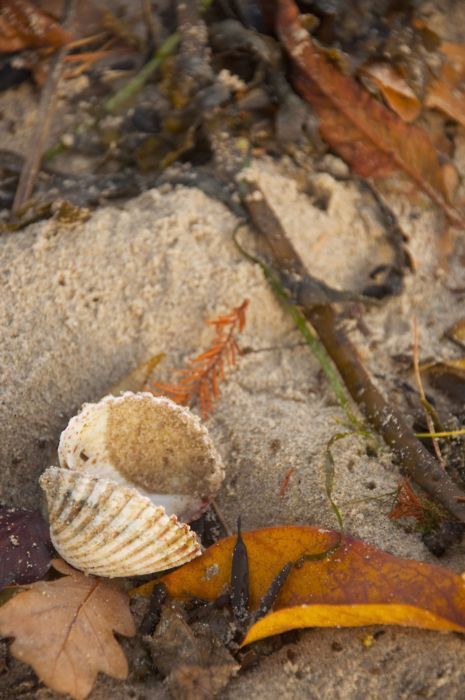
11,0,75,217
239,180,465,523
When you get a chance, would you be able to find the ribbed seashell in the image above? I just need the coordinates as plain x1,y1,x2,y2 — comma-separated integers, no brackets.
39,392,225,577
39,467,201,577
58,392,225,522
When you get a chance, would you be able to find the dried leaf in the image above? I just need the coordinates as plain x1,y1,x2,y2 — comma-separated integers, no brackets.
274,0,463,225
107,352,165,395
361,63,421,122
0,559,136,700
134,526,465,646
426,43,465,128
0,0,73,53
0,507,53,588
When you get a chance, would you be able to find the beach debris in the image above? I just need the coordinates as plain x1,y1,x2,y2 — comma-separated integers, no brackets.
239,177,465,524
134,525,465,645
0,558,135,700
146,598,238,698
274,0,463,226
149,300,249,419
39,392,224,576
0,0,73,53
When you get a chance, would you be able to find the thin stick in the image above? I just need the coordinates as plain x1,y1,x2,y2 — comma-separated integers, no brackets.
412,318,445,468
12,0,75,217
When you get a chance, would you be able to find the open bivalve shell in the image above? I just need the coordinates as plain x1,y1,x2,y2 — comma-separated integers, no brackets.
58,392,224,522
39,392,225,577
39,467,201,577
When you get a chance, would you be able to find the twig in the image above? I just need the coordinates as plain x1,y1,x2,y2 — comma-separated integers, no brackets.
11,0,75,217
238,180,465,523
412,318,445,468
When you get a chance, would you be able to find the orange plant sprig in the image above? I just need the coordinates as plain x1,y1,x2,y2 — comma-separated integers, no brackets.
147,300,249,419
389,478,443,532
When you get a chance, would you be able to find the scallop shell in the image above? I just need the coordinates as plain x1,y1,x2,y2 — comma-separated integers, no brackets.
58,392,224,522
39,467,201,577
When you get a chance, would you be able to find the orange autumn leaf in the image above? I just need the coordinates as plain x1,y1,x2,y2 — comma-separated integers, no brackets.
134,526,465,646
274,0,463,226
0,560,136,700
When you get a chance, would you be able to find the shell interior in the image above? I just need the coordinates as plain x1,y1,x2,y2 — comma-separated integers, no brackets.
58,392,225,521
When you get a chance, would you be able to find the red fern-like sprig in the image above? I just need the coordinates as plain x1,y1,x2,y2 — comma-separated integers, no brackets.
147,300,249,419
388,478,443,531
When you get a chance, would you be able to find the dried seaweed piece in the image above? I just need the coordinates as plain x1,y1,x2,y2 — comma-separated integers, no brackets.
11,0,76,216
230,518,249,629
149,300,249,419
147,599,238,698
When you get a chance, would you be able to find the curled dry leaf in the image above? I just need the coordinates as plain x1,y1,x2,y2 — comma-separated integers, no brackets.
0,559,136,700
0,507,53,588
134,526,465,646
274,0,463,225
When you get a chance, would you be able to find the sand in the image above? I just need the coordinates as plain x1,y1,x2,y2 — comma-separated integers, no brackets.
2,152,465,697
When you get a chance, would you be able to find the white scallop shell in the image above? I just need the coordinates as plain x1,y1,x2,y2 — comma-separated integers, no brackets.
39,467,202,577
58,392,224,522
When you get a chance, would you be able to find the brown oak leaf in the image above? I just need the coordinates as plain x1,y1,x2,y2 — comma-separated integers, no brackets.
0,559,136,699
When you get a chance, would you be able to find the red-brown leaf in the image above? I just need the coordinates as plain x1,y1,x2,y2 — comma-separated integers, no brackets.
274,0,463,225
134,526,465,645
